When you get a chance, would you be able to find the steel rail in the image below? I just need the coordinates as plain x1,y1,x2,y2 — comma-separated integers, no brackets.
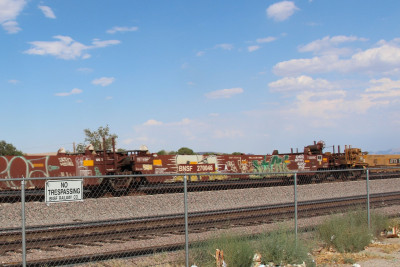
0,171,398,200
1,191,400,255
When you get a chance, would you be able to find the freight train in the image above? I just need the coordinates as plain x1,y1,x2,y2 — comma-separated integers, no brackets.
0,141,399,194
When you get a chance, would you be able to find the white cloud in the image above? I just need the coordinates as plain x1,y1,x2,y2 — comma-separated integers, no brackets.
205,88,244,99
143,118,192,127
266,1,299,22
8,79,19,84
299,35,367,55
106,26,138,34
143,119,163,126
55,88,83,96
256,37,277,43
92,77,115,86
2,20,20,33
248,45,260,52
24,35,120,60
38,5,56,19
0,0,26,33
361,78,400,107
270,77,400,130
269,75,336,92
215,43,234,50
91,39,121,47
288,90,348,122
174,118,191,125
196,51,205,56
273,39,400,76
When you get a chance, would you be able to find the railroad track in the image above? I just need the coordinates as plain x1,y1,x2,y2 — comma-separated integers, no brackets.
1,171,398,201
1,191,400,266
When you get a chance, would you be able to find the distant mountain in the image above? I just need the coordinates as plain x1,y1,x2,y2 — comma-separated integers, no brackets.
368,148,400,155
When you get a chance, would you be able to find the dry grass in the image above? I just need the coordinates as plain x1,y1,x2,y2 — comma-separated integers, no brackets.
313,239,400,265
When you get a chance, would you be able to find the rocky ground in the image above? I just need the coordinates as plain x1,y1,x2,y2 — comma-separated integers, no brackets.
77,232,400,267
313,235,400,267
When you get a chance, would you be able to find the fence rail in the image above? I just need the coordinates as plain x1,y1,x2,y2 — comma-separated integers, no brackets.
0,168,399,266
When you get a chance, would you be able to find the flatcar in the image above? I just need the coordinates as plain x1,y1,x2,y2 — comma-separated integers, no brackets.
0,140,397,194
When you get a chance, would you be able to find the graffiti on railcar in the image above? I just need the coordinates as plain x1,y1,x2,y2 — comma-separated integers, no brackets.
295,155,306,170
252,155,290,175
0,156,52,188
221,158,253,173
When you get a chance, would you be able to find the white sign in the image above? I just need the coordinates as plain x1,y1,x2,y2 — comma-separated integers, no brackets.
45,179,83,203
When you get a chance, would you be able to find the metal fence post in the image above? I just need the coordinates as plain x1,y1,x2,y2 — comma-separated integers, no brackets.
21,178,27,267
366,169,371,229
294,172,298,241
184,174,189,267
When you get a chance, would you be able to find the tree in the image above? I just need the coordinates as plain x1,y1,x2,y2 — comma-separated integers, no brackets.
177,147,195,155
75,143,86,153
76,125,118,152
0,140,23,156
157,150,167,155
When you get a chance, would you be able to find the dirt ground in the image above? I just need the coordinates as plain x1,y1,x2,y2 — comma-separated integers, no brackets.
313,236,400,267
80,236,400,267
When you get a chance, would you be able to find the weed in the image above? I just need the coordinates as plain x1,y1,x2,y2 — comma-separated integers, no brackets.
256,227,315,266
317,209,389,253
190,233,254,267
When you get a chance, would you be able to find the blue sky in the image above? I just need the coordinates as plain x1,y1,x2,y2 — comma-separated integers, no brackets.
1,0,400,154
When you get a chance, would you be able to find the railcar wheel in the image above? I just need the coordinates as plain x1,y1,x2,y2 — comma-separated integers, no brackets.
339,171,349,181
130,173,148,190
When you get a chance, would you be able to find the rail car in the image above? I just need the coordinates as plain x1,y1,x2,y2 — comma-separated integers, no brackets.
0,141,398,194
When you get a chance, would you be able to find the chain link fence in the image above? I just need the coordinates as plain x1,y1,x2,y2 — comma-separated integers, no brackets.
0,168,399,266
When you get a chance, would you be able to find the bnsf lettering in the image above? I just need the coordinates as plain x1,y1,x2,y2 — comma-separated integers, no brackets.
178,165,194,172
178,164,214,173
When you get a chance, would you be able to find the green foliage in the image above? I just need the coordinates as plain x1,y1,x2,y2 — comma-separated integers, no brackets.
177,147,195,155
191,233,254,267
317,210,389,253
232,152,242,155
76,125,118,152
157,150,167,155
0,140,23,156
257,227,314,266
75,143,86,153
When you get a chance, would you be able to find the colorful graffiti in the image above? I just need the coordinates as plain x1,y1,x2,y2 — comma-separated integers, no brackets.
0,155,103,189
252,155,290,175
0,156,53,188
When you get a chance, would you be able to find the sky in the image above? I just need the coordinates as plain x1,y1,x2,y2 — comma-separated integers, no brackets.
1,0,400,154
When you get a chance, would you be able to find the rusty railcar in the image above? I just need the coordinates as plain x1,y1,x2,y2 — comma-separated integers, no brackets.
128,141,331,183
0,141,381,194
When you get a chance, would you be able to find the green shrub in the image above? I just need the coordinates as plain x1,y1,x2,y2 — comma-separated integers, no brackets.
317,209,389,253
256,227,314,266
190,233,254,267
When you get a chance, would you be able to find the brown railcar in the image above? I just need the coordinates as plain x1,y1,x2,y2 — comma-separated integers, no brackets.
0,141,392,194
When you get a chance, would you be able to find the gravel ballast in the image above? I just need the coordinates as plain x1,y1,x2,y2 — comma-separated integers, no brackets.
0,178,399,265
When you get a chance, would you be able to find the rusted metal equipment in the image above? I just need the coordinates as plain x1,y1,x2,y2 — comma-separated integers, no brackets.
1,140,399,194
